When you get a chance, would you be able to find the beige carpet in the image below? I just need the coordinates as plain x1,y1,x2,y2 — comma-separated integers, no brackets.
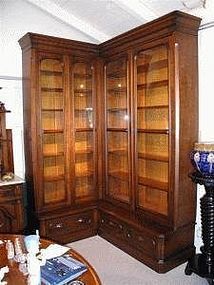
67,236,206,285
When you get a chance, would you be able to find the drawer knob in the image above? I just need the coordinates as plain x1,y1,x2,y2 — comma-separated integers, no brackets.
78,218,83,223
0,222,4,228
126,232,131,238
50,222,63,229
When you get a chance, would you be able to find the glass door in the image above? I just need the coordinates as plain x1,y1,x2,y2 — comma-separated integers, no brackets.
39,56,68,206
105,57,130,204
72,60,96,200
136,45,169,216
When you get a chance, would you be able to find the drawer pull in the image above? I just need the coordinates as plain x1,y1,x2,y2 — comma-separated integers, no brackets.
126,232,131,238
77,218,91,224
50,222,63,229
118,224,123,230
0,223,4,228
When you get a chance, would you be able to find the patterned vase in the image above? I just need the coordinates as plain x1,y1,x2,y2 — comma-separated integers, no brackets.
190,142,214,176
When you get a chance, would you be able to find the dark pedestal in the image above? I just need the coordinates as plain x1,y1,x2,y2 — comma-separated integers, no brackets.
185,172,214,285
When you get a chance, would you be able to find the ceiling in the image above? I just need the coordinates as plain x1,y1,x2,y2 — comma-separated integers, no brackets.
24,0,213,43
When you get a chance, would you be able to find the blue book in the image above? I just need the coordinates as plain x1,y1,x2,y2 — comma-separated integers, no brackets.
41,255,87,285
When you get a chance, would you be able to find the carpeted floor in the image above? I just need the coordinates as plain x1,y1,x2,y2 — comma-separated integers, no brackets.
67,236,207,285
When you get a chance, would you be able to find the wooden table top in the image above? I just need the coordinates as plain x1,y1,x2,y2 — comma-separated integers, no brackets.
0,234,101,285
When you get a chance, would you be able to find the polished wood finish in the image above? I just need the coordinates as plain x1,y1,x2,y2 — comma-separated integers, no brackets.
19,10,201,273
98,10,201,273
0,234,101,285
0,178,25,233
19,33,99,242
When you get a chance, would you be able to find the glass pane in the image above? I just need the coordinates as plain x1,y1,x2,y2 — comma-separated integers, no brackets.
40,59,63,89
41,110,64,131
75,176,94,198
39,57,67,205
105,57,130,203
136,45,169,215
75,132,94,197
73,62,93,129
73,61,95,199
138,185,168,215
138,133,168,160
44,180,65,203
137,107,168,130
138,159,168,183
43,156,65,179
41,91,63,109
106,58,128,130
43,133,64,156
106,131,129,203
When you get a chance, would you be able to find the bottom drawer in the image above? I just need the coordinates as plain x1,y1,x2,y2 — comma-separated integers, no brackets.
99,212,157,258
40,209,97,243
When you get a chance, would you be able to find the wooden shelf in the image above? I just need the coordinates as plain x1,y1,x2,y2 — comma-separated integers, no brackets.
107,87,127,93
43,129,64,134
75,108,93,112
41,87,63,92
43,175,65,182
42,109,64,112
106,71,126,79
41,70,63,76
137,105,168,109
138,176,168,191
74,73,92,79
107,107,127,112
74,89,92,95
108,149,127,155
137,129,169,134
107,128,128,132
108,170,129,181
138,152,168,162
43,151,64,157
75,148,93,154
75,128,94,132
137,80,168,90
137,59,168,73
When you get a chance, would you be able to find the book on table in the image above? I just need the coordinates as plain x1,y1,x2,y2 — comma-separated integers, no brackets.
41,255,87,285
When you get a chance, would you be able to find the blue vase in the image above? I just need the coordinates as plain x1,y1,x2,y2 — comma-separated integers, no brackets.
190,142,214,176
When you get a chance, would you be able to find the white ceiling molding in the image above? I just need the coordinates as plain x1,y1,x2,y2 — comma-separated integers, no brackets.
24,0,109,42
181,0,205,10
112,0,158,22
187,0,214,25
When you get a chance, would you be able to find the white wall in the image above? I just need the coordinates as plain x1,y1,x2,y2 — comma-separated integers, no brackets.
0,0,96,78
1,0,213,250
0,0,97,179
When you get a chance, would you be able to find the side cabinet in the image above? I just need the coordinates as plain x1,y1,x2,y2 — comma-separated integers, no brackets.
19,33,99,242
0,177,25,233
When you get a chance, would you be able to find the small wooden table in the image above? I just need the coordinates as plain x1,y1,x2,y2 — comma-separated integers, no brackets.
0,234,101,285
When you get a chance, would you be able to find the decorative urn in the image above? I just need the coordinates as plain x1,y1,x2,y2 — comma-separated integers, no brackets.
190,142,214,176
